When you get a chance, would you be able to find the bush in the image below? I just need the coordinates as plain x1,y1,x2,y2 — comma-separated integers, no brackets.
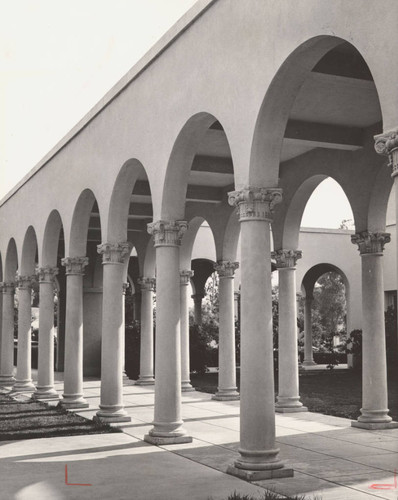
124,320,141,380
189,324,217,374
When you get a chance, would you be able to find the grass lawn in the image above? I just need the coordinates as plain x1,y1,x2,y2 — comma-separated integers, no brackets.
191,368,398,422
0,393,121,440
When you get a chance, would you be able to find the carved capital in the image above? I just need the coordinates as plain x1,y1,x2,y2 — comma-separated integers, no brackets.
180,269,194,285
16,275,34,290
61,256,89,275
147,220,188,246
138,277,156,292
374,128,398,178
228,187,282,222
97,242,131,264
36,266,58,283
214,261,239,278
351,231,391,255
272,249,302,269
0,282,15,294
122,282,129,295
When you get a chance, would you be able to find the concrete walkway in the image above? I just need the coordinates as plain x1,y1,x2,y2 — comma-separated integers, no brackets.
2,376,398,500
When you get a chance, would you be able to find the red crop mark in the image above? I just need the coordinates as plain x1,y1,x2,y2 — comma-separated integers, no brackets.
65,464,92,486
369,470,397,490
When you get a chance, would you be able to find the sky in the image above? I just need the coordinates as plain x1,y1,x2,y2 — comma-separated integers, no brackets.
0,0,353,228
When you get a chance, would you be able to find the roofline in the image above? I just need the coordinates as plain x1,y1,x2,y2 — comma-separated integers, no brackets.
0,0,218,207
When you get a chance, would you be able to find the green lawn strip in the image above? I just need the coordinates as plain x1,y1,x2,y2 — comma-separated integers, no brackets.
191,369,398,422
0,394,120,441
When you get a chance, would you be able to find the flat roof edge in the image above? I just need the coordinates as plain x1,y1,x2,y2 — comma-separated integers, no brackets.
0,0,218,207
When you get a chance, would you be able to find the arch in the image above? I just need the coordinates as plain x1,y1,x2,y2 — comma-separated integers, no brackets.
220,210,240,262
180,217,216,270
301,263,348,298
41,210,64,266
68,189,102,257
107,159,152,243
250,36,383,186
20,226,38,275
4,238,18,281
160,112,235,220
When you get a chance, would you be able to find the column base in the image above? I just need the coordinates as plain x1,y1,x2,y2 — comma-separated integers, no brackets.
95,405,131,423
60,395,89,409
212,389,240,401
181,381,195,392
144,434,193,445
276,405,308,413
276,396,307,413
352,420,398,430
12,379,36,392
227,465,293,481
135,376,155,386
301,360,317,367
144,422,192,445
0,375,16,389
32,386,59,400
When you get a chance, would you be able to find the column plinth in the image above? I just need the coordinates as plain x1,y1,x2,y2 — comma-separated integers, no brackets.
13,276,35,392
0,283,16,390
59,257,89,409
136,277,155,385
95,243,131,423
144,220,192,445
226,187,292,479
272,251,307,413
212,261,240,401
180,270,195,392
351,231,398,430
32,267,59,400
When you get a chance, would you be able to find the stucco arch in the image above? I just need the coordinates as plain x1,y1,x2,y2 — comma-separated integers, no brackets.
40,210,64,266
181,216,217,270
106,159,153,243
302,263,348,297
4,238,18,281
20,226,38,275
68,189,102,257
250,36,383,187
160,112,235,220
367,163,393,232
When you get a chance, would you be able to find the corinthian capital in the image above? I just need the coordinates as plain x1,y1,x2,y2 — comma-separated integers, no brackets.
61,256,89,275
374,128,398,177
97,242,132,264
228,187,282,222
147,220,188,247
37,266,58,283
180,269,194,285
138,277,156,292
351,231,390,255
17,275,34,289
272,249,302,269
214,261,239,278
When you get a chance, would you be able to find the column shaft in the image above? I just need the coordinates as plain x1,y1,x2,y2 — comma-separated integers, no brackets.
302,296,316,366
213,262,239,401
273,254,306,412
144,220,192,445
136,278,155,385
181,270,194,392
96,242,131,422
14,277,35,391
33,267,59,399
60,257,89,408
192,295,203,325
0,284,16,388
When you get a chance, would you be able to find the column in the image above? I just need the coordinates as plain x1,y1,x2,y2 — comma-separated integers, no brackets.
234,290,240,323
273,250,307,413
227,187,292,480
136,277,155,385
191,293,204,325
375,129,398,349
32,267,59,399
302,293,316,367
0,282,16,389
213,261,240,401
180,270,195,392
95,242,131,422
144,220,192,445
13,275,35,391
351,231,398,429
60,257,89,408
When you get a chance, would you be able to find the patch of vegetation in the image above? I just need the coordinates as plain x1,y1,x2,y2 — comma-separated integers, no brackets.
0,394,120,440
209,490,321,500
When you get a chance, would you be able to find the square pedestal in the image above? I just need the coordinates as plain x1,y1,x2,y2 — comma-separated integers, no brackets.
227,465,294,481
60,401,90,409
144,434,193,445
275,406,308,413
352,420,398,430
93,415,131,424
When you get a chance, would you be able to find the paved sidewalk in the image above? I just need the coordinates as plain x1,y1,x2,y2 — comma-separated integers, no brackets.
2,376,398,500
